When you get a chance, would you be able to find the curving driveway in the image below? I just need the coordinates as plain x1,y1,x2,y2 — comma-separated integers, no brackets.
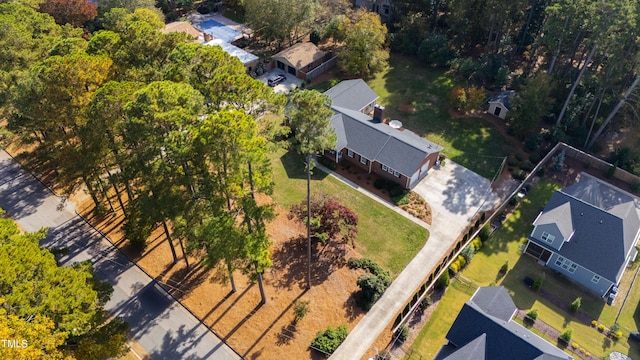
0,150,242,360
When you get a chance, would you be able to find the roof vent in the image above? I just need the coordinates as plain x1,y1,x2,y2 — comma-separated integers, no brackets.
580,212,584,216
389,120,402,129
600,220,603,224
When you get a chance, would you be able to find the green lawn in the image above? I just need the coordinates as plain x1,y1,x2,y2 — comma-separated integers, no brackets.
367,54,515,179
271,148,428,275
408,179,640,359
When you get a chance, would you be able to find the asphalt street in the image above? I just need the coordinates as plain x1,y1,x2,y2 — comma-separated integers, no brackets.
0,150,242,360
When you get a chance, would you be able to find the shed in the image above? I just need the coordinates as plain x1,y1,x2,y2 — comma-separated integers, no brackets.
487,90,515,120
272,42,326,79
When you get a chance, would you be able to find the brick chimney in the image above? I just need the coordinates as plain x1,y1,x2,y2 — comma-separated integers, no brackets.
373,104,385,123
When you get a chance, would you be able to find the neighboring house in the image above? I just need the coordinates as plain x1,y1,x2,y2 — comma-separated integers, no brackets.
204,39,259,73
487,90,515,120
161,21,204,42
354,0,393,19
323,80,442,189
272,42,326,80
435,286,573,360
523,173,640,299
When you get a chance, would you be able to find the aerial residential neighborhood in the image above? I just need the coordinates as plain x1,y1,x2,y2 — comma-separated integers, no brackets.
1,1,640,360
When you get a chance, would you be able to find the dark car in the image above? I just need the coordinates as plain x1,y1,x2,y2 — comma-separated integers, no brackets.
268,75,285,87
629,331,640,342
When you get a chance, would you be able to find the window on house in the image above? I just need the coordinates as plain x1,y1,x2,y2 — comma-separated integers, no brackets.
556,257,577,273
383,5,390,14
393,170,400,178
381,164,388,171
360,156,368,165
592,275,601,283
387,167,394,174
541,232,555,244
347,149,354,158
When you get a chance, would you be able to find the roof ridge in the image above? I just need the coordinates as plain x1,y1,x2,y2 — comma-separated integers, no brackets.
331,105,438,156
558,189,626,221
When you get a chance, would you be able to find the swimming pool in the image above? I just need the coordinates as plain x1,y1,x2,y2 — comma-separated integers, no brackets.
196,19,241,43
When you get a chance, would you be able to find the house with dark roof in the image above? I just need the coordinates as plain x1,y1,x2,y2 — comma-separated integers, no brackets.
323,80,442,189
435,286,573,360
523,173,640,299
488,90,515,120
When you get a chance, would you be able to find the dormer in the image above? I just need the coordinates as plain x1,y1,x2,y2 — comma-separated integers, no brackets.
531,201,574,251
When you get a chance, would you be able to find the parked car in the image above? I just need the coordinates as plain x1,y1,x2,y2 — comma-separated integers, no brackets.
629,331,640,342
268,75,285,87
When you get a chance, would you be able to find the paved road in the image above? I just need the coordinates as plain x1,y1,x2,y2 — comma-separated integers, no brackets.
0,150,242,360
329,160,500,360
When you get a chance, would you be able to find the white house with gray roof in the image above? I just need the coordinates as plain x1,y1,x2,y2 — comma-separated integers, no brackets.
523,173,640,299
323,80,442,189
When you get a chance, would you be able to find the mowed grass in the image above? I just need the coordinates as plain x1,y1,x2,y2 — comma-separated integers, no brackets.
367,54,514,179
409,179,640,359
271,148,428,276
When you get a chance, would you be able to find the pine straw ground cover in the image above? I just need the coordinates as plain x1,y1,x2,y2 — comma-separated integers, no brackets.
61,148,428,360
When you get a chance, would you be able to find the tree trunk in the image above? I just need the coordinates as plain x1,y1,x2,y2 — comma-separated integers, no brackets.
82,174,101,209
107,170,127,217
227,261,237,293
584,88,606,148
256,263,266,305
306,154,312,290
548,16,570,74
556,44,597,126
97,177,115,214
162,219,178,263
587,73,640,149
178,236,189,269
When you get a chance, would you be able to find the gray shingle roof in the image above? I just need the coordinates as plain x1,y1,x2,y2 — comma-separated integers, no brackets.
330,105,442,176
532,173,640,282
488,90,516,110
437,287,572,360
469,286,517,322
533,202,574,240
324,79,379,112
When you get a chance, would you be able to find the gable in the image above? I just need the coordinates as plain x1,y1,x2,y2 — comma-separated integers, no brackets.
330,105,442,176
324,79,379,112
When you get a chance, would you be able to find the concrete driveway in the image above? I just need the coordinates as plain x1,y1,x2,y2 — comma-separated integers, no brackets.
0,150,241,360
413,160,499,238
258,70,303,94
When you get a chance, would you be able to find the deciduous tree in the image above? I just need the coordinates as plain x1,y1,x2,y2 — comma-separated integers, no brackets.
338,10,389,77
39,0,98,27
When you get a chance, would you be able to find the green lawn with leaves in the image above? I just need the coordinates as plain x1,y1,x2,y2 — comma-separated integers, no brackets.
367,54,515,179
408,179,640,359
271,148,428,276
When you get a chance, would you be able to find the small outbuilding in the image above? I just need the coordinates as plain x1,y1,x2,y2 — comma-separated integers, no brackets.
204,39,259,73
272,42,326,80
487,90,515,120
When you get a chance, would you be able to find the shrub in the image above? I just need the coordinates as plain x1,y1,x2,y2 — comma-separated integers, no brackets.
598,324,606,332
591,320,597,327
532,274,544,290
499,261,509,274
311,325,348,355
610,323,622,339
559,329,572,342
509,196,519,206
507,155,519,167
519,161,534,172
570,297,581,313
437,271,450,289
478,224,491,242
512,169,527,181
471,238,483,252
420,296,432,310
537,167,546,177
389,184,406,198
374,350,392,360
632,182,640,193
392,192,410,206
571,342,579,349
294,300,310,322
613,330,623,339
525,133,543,152
461,245,475,263
526,309,538,320
396,324,409,342
356,274,390,310
529,151,543,164
515,152,525,161
318,156,338,170
310,28,322,45
373,178,386,189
